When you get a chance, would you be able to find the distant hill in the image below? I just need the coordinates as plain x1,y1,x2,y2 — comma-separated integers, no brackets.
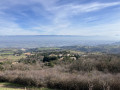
112,42,120,45
61,44,120,54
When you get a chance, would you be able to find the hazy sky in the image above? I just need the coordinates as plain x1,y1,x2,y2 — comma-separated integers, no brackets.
0,0,120,37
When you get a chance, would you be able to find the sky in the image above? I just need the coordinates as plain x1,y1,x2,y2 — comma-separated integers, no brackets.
0,0,120,38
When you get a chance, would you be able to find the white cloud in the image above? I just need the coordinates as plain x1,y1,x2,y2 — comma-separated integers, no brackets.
0,0,120,36
60,21,120,36
31,1,120,36
47,2,120,24
0,17,39,35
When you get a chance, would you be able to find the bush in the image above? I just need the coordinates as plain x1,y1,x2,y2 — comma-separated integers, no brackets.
70,59,96,72
70,54,120,73
43,56,58,62
0,70,120,90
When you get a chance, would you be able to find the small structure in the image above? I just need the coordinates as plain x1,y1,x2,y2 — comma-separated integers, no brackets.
67,54,71,56
12,62,18,65
49,54,57,57
70,57,77,60
82,54,88,57
21,48,26,51
59,54,63,57
59,57,64,61
24,52,31,56
14,54,20,56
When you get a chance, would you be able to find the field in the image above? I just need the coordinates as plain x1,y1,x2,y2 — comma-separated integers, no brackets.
0,55,26,61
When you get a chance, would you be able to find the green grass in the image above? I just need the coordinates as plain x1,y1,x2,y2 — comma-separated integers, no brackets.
27,87,55,90
0,87,53,90
0,49,17,55
0,82,56,90
0,87,23,90
0,82,24,90
0,55,26,61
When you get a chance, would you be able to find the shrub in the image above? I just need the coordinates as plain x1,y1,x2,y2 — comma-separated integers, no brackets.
70,59,96,72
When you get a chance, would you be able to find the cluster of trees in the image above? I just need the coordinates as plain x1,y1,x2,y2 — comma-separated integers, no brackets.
43,56,58,62
18,51,72,63
19,53,43,64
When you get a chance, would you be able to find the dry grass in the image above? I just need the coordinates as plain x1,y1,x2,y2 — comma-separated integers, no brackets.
0,68,120,90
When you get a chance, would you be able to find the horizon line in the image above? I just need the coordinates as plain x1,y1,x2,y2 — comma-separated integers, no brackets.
0,35,110,37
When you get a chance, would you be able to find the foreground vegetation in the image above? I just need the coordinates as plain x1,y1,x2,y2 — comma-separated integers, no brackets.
0,47,120,90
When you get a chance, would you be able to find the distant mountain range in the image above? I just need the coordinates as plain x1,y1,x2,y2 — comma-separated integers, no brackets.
0,35,119,48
